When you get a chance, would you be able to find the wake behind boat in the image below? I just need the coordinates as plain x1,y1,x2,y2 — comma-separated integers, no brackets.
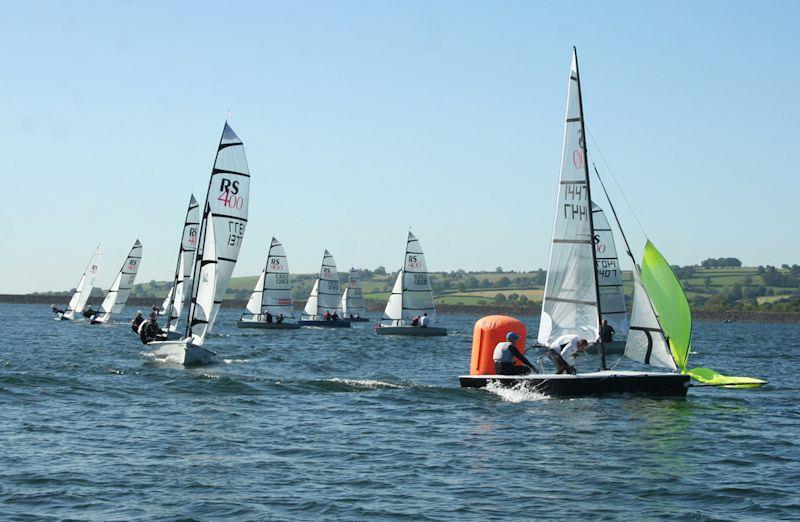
376,232,446,337
237,237,300,329
146,122,250,365
298,250,351,328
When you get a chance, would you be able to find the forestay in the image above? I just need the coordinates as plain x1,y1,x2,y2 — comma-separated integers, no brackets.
538,49,599,345
96,240,142,322
186,122,250,342
63,246,102,320
341,269,365,317
592,202,629,336
162,194,200,333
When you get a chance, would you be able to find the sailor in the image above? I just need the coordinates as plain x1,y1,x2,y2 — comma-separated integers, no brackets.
131,310,144,333
138,313,165,344
411,315,420,327
419,312,430,328
266,311,273,324
599,319,615,343
331,311,340,321
547,335,588,375
51,304,64,314
493,332,537,375
276,313,284,324
354,313,360,321
324,310,332,321
82,306,97,319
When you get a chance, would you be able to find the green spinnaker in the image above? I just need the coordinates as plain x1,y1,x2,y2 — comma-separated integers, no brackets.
640,240,766,388
640,240,692,369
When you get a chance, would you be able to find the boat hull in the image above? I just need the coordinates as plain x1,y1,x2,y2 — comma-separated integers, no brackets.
236,320,300,329
298,320,352,328
376,326,448,337
459,371,689,397
144,340,217,366
347,317,370,322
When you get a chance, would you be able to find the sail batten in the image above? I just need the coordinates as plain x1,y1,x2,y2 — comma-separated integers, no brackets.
96,240,142,322
538,49,601,345
186,122,250,344
381,232,437,326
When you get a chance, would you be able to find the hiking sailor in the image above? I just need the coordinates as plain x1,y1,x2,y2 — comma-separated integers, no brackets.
547,335,588,375
131,310,144,334
493,332,537,375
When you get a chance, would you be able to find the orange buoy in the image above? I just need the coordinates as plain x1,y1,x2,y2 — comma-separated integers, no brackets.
470,315,527,375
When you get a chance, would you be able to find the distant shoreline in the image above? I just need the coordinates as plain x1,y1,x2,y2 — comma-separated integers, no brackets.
4,294,799,324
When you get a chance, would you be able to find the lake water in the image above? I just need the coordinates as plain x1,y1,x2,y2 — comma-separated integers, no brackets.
1,303,798,520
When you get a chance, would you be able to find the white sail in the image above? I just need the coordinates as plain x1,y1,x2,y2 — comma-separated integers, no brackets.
63,246,102,320
188,210,218,344
381,232,437,326
96,240,142,322
186,122,250,341
244,270,265,316
341,269,365,317
592,202,629,336
304,250,341,318
163,194,200,330
382,269,403,324
263,238,294,317
624,269,677,370
538,50,599,345
304,279,320,318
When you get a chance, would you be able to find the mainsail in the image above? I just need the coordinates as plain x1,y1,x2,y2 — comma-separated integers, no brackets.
382,232,437,325
592,202,629,336
96,240,142,323
185,122,250,343
304,250,341,319
538,48,602,345
243,237,294,320
162,194,200,333
341,269,365,317
63,246,102,320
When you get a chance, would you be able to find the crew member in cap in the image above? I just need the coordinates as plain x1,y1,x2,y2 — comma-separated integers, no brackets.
131,310,145,334
493,332,537,375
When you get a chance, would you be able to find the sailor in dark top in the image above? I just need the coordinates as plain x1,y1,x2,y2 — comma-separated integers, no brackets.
492,332,537,375
599,319,615,343
51,304,64,315
131,310,144,333
82,306,97,319
138,313,165,344
331,311,339,321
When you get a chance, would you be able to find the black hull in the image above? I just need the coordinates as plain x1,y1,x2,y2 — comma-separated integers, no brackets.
298,320,352,328
376,326,448,337
459,372,689,398
236,320,300,329
347,317,370,322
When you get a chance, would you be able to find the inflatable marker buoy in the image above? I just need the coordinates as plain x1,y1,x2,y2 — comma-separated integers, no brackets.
470,315,527,375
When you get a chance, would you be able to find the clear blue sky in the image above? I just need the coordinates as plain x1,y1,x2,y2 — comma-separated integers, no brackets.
1,0,798,294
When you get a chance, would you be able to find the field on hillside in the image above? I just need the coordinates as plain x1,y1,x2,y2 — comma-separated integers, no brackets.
118,265,800,313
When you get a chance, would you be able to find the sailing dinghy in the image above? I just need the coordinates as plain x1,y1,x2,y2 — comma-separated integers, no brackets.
298,250,351,327
56,246,102,321
341,269,369,322
460,48,764,396
376,232,447,336
158,194,200,338
90,240,142,324
145,122,250,365
237,237,300,329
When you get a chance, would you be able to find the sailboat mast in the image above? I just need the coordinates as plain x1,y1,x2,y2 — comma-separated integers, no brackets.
573,47,607,370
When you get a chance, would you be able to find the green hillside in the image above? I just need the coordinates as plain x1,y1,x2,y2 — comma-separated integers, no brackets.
125,264,800,313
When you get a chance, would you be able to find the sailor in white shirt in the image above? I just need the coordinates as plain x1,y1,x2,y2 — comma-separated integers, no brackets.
419,313,430,327
547,334,588,374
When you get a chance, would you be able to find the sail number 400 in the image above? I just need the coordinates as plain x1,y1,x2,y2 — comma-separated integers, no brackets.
217,191,244,209
227,221,245,247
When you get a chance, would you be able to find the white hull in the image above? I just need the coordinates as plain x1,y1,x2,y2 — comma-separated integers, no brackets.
144,340,217,366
